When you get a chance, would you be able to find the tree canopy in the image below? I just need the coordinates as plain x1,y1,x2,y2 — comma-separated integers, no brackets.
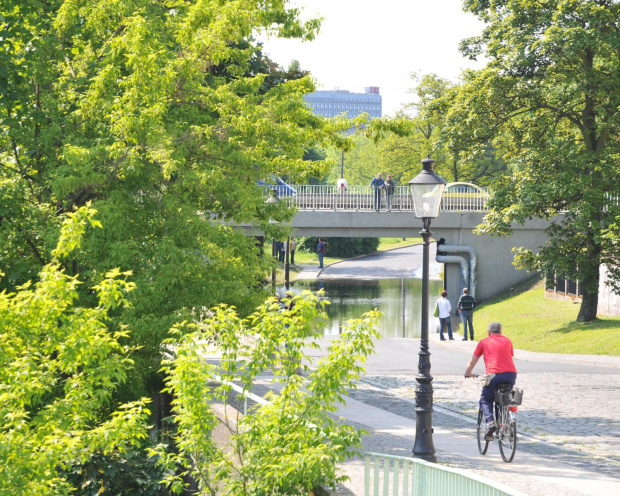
321,74,506,187
448,0,620,321
0,0,349,399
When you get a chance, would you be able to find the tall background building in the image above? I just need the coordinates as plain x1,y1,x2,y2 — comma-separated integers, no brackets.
304,87,382,119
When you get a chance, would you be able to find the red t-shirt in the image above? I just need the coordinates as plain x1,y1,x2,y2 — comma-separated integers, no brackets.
473,334,517,374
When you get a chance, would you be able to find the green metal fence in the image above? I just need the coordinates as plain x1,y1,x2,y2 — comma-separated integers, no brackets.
364,453,526,496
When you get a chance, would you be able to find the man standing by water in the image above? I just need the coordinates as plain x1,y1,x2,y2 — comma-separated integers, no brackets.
317,238,327,269
369,173,385,211
458,287,476,341
289,237,296,265
437,290,454,340
464,322,517,440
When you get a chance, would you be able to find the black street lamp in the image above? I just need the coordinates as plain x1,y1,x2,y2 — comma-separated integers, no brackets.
408,156,446,463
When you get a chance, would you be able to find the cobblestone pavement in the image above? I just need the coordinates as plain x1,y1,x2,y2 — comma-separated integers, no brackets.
354,371,620,473
244,366,620,495
329,378,620,496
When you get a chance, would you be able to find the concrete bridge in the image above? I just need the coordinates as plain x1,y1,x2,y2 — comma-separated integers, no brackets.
256,185,559,304
289,209,555,303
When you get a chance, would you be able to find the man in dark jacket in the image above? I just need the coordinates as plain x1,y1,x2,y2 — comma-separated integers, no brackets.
369,173,385,211
317,238,326,269
457,287,476,341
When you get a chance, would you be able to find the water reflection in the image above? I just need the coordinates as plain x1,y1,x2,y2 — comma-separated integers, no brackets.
290,278,443,338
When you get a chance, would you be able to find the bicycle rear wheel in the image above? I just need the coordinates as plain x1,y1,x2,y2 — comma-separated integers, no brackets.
477,408,489,455
499,414,517,463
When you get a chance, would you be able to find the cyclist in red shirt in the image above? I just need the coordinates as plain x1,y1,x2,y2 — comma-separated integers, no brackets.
464,322,517,440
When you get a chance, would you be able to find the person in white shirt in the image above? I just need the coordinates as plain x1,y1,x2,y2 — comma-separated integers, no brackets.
437,290,454,340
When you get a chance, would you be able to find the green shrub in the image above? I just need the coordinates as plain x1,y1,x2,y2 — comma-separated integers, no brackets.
0,206,150,495
299,237,380,258
65,446,169,496
156,293,381,495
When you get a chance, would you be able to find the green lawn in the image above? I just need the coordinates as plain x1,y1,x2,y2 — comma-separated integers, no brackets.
288,251,342,266
475,278,620,356
378,237,423,250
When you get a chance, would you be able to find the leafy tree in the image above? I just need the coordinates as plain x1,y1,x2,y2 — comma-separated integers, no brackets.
0,206,150,495
324,133,380,185
0,1,345,404
321,74,506,187
157,293,380,495
448,0,620,321
404,73,507,185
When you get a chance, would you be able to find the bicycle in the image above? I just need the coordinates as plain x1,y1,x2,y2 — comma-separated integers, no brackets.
468,375,523,463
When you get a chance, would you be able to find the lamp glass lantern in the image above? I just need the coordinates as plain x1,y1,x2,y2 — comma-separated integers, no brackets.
408,158,446,218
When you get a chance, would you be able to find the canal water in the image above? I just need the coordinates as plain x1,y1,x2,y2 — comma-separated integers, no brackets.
290,278,444,338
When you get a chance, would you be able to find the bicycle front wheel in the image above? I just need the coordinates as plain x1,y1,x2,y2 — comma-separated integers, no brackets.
499,417,517,463
477,408,489,455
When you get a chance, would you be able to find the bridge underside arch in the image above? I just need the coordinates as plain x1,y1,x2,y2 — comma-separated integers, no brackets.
240,210,556,304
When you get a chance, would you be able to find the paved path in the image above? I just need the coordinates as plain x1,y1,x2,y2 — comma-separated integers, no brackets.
295,243,439,281
275,245,620,494
333,387,620,496
361,334,620,466
248,335,620,495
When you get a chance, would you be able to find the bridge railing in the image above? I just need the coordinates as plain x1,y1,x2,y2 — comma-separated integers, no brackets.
289,185,489,212
364,452,525,496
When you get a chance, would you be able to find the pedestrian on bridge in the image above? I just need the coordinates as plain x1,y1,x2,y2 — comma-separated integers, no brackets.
458,287,476,341
369,173,385,211
384,174,395,211
436,290,454,340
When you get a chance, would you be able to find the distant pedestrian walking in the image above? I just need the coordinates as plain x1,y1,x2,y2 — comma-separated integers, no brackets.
337,178,348,192
278,240,285,262
437,290,454,340
289,237,296,265
317,238,327,269
458,287,476,341
369,173,385,211
384,174,395,211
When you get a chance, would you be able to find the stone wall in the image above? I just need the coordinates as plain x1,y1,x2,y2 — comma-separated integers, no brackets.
598,265,620,317
545,265,620,317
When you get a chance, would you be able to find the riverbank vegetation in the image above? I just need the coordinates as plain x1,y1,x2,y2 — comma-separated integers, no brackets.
475,278,620,356
299,237,380,258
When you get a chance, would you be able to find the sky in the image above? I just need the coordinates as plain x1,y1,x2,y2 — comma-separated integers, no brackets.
260,0,487,116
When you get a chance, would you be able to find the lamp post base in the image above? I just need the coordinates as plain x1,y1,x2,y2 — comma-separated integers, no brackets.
412,372,437,462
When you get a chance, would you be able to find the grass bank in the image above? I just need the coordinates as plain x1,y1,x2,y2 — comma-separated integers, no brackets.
474,278,620,356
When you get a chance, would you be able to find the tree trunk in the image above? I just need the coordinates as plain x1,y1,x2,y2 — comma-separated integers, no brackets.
150,389,173,434
577,290,598,322
576,227,602,323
